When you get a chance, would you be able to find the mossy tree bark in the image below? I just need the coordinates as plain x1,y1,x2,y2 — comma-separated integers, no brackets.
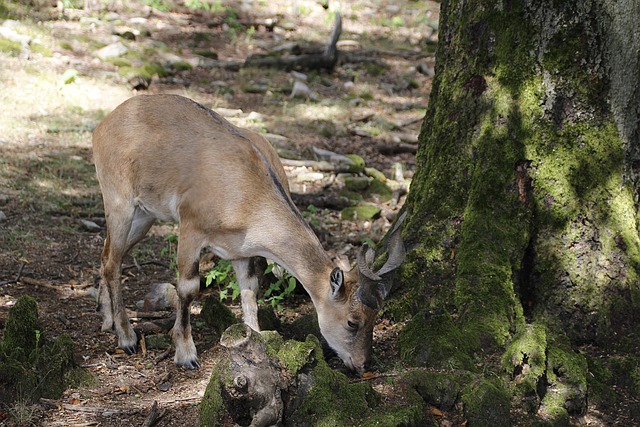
394,0,640,423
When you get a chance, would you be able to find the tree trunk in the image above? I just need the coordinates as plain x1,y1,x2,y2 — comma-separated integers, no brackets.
395,0,640,423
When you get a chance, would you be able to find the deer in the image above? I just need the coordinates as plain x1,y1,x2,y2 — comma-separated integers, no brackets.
92,94,406,376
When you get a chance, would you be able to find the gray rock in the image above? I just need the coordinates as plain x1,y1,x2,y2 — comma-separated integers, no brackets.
0,210,7,222
95,42,128,61
79,219,101,232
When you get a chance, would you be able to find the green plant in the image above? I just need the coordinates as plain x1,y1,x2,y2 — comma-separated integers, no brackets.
160,234,178,272
184,0,223,13
303,204,320,228
140,0,172,12
205,259,240,302
261,263,297,310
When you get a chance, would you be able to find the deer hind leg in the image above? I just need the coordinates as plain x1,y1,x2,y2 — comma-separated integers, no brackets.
171,228,202,369
99,205,154,354
233,257,267,332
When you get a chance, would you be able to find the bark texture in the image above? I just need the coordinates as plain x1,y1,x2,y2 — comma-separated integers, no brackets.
395,0,640,423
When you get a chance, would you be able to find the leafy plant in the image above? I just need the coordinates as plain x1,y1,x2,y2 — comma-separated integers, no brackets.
260,263,297,310
303,204,320,228
205,259,240,302
160,234,178,272
184,0,223,13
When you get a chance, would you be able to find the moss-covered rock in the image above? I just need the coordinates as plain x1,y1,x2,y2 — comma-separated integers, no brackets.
0,296,77,402
345,153,365,173
199,294,238,341
461,378,511,427
341,203,381,220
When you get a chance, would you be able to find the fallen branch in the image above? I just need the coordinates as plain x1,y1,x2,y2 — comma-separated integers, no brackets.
40,398,140,415
377,142,418,155
281,158,352,173
0,262,25,286
142,401,167,427
122,260,169,272
244,13,342,71
349,373,399,383
125,309,171,320
291,193,355,210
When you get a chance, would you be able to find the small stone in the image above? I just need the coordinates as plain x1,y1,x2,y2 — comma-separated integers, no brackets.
0,211,6,222
145,334,172,350
290,80,316,100
95,42,128,61
79,219,101,232
296,172,324,182
0,194,8,205
290,70,307,81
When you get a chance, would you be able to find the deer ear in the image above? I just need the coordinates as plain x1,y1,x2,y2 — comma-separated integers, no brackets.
329,268,344,299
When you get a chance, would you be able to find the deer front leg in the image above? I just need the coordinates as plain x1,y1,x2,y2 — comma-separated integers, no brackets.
171,234,201,369
233,257,267,332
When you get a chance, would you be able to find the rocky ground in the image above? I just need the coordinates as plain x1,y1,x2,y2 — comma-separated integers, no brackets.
0,0,438,425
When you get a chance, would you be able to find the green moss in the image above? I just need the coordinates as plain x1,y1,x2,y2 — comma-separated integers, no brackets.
0,296,76,402
0,37,21,56
461,378,511,427
200,364,226,427
341,203,381,220
344,176,370,192
366,179,393,201
172,60,193,71
118,61,169,80
398,311,475,371
364,167,387,182
345,153,365,173
536,342,587,423
2,295,40,354
30,42,51,57
502,323,547,407
199,295,238,341
106,57,131,67
282,335,380,426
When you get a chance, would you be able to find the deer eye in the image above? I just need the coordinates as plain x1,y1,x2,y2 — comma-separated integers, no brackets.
347,320,359,331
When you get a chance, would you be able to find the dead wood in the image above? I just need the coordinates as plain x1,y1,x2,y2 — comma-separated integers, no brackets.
40,398,140,415
0,262,25,286
280,158,352,173
377,142,418,155
142,401,167,427
244,13,342,71
290,192,355,210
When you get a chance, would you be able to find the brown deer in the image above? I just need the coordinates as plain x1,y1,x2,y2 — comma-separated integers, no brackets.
92,94,405,375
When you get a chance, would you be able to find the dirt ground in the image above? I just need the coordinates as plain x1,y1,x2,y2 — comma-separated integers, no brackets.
0,0,436,425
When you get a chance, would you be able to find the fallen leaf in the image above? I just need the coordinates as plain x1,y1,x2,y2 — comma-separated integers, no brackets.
68,398,81,405
430,407,444,416
362,372,375,379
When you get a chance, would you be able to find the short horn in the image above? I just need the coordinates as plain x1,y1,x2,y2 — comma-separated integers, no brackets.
376,211,407,277
356,244,382,310
357,244,381,282
374,212,407,300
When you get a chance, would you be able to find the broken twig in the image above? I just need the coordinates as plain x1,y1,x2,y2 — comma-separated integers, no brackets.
0,262,26,286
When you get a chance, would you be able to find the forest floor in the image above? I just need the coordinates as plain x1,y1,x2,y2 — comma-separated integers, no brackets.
0,0,436,425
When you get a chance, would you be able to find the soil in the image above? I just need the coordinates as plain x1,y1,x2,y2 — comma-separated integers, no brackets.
0,1,436,425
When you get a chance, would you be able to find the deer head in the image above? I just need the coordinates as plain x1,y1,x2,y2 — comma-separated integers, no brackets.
316,212,407,375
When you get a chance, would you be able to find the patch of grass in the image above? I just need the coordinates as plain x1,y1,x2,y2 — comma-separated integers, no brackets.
0,37,22,56
140,0,172,12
